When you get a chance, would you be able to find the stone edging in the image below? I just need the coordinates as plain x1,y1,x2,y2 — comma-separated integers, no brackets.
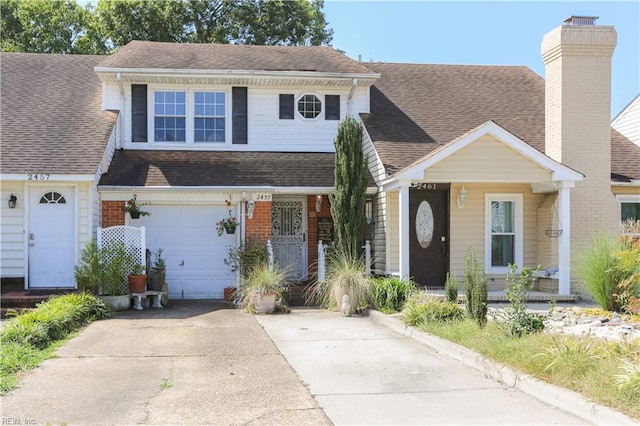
368,310,637,426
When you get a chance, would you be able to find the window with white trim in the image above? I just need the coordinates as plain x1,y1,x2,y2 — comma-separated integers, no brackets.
151,89,227,144
617,194,640,236
297,94,321,119
154,91,186,142
194,91,226,143
485,194,523,273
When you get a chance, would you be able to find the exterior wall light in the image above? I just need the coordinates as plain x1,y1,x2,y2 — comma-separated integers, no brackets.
247,199,255,219
316,195,323,213
457,185,468,209
365,197,373,224
8,194,17,209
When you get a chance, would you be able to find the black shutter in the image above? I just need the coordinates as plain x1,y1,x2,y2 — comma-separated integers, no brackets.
131,85,147,142
325,95,340,120
279,94,294,119
232,87,248,144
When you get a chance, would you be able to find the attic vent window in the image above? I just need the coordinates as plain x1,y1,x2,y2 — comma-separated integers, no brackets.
298,94,321,119
563,16,598,26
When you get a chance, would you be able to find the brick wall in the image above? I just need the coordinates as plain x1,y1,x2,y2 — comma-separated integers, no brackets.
245,201,272,243
101,201,125,227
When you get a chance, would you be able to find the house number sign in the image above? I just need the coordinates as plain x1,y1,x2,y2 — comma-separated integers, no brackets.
253,193,272,201
27,173,50,180
411,182,438,190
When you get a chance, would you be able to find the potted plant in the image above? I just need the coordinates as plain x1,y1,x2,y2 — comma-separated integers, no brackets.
148,248,166,292
216,214,238,236
99,241,133,311
124,194,150,219
128,263,147,293
238,262,288,314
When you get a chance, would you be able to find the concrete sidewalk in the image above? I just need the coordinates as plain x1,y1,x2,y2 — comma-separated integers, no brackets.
1,301,330,426
257,308,598,425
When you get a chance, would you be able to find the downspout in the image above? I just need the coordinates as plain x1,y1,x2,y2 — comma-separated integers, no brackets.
116,73,125,149
347,78,357,117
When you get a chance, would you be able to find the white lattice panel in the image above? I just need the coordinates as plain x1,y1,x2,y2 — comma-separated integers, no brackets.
97,226,146,293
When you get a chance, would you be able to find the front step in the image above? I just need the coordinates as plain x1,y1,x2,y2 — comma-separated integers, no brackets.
1,290,77,318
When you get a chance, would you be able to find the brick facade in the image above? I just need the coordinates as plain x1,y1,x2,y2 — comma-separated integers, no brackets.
101,200,125,227
245,201,272,243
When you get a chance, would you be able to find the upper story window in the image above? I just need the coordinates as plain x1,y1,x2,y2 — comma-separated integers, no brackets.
150,89,228,144
194,92,226,143
485,194,523,273
297,94,321,119
154,91,186,142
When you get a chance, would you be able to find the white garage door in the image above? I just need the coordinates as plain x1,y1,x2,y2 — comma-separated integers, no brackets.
136,205,236,299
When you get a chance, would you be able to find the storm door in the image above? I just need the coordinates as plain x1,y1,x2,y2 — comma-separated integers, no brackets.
409,185,449,287
271,198,307,280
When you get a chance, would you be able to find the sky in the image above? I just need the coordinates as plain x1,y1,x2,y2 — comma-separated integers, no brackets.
323,1,640,119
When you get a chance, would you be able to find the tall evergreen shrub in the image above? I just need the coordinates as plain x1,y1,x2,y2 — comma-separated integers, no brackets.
330,117,368,258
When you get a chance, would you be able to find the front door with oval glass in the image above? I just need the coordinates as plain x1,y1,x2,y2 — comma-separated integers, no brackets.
409,187,449,287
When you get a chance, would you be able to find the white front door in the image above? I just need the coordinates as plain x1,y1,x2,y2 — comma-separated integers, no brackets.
28,187,75,288
271,197,307,280
136,204,232,299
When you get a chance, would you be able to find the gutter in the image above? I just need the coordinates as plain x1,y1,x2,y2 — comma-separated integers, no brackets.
98,185,378,195
116,73,125,149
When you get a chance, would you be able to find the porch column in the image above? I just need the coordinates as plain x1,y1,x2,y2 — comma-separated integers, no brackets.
399,183,410,281
557,182,571,295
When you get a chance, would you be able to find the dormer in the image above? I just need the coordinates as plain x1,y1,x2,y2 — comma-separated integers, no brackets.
94,41,379,152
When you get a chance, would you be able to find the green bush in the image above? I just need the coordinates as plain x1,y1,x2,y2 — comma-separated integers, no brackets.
444,272,459,303
224,238,269,280
579,228,640,312
369,277,416,313
494,265,546,338
464,247,488,328
402,293,465,326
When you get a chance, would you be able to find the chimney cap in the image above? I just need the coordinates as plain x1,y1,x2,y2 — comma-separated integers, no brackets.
563,16,599,26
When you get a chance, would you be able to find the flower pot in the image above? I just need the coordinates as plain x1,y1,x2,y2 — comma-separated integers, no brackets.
254,292,276,314
99,295,131,311
225,227,236,234
129,211,141,219
224,286,236,302
148,270,163,291
128,274,147,293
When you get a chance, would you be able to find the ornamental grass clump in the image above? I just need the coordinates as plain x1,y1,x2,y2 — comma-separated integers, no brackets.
579,223,640,313
307,249,371,315
369,277,416,313
238,262,288,312
402,293,465,326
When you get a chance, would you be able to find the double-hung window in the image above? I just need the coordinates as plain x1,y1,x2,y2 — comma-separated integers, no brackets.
485,194,523,273
194,92,225,143
617,195,640,236
152,89,227,144
154,91,186,142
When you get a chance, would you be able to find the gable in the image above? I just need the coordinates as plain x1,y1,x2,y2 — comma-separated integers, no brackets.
423,135,552,183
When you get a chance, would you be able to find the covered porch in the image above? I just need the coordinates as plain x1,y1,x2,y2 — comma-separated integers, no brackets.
379,122,584,295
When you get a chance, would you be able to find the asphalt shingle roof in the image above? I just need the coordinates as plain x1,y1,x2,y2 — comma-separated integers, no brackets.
1,53,117,175
361,62,640,181
99,150,339,187
96,41,376,75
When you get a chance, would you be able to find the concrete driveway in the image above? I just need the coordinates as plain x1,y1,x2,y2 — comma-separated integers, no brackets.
256,308,588,425
0,301,330,426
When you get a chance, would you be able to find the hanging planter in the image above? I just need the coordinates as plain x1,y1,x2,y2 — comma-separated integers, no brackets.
545,196,563,238
124,194,150,219
216,203,238,236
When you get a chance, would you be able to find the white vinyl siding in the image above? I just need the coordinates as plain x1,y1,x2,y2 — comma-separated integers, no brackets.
112,83,369,151
612,95,640,147
0,183,25,278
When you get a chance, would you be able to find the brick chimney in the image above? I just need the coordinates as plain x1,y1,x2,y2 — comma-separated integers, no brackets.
541,17,619,250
